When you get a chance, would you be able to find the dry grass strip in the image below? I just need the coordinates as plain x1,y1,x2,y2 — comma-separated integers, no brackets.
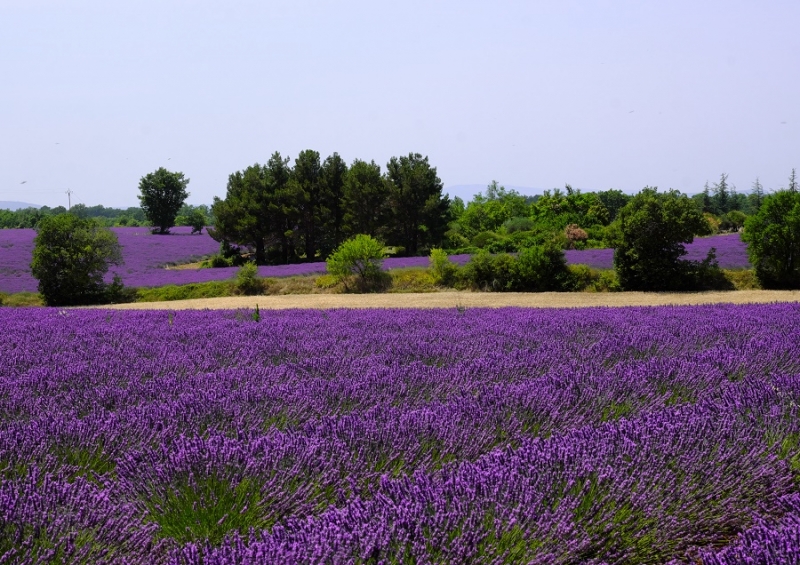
99,290,800,311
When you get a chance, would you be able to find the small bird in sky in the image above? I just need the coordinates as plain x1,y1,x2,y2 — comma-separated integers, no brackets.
628,110,635,113
20,181,27,184
781,121,787,124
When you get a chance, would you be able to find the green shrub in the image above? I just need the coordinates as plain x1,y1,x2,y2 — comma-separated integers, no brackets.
566,265,621,292
202,254,232,268
471,231,502,249
460,250,498,290
31,214,124,306
514,245,571,291
723,269,760,290
429,248,459,286
742,190,800,289
502,216,535,234
235,262,264,295
326,234,389,292
389,268,438,292
314,274,340,289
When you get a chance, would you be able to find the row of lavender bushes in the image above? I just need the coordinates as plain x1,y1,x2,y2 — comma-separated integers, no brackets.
0,304,798,562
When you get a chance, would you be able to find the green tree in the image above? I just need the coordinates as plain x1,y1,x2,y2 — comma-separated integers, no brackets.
742,190,800,289
386,153,450,255
342,159,390,239
290,150,323,261
31,214,124,306
711,173,730,215
596,189,632,222
319,153,348,255
138,167,190,234
325,234,388,292
748,178,765,213
459,181,529,237
788,168,798,192
210,162,275,264
614,187,712,290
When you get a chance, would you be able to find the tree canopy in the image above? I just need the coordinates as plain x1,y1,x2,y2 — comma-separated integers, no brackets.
614,187,712,290
138,168,190,234
742,190,800,289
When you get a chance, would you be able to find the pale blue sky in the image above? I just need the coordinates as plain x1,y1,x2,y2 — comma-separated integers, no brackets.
1,0,798,208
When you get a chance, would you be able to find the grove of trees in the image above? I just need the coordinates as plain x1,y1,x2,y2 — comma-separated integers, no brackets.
209,151,450,264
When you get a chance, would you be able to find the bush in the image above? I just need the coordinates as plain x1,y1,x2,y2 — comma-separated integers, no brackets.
514,245,571,291
471,231,502,249
502,216,535,234
234,262,264,295
202,254,232,268
429,248,459,287
389,269,438,292
741,190,800,289
614,188,713,291
31,214,125,306
326,234,389,292
460,250,498,291
564,224,589,250
459,245,570,292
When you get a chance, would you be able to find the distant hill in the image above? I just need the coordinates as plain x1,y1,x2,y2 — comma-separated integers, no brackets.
0,201,41,211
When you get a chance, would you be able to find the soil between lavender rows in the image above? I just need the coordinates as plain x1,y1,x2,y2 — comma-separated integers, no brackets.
94,290,800,310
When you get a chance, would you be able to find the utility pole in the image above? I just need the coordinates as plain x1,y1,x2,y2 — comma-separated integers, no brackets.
65,188,73,210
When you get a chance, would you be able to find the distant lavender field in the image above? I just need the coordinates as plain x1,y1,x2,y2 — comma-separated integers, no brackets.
565,233,751,270
0,228,749,293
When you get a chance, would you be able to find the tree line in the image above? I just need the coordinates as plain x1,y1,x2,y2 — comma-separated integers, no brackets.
208,151,450,264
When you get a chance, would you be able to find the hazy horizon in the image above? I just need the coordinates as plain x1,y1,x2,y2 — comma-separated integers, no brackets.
2,1,798,209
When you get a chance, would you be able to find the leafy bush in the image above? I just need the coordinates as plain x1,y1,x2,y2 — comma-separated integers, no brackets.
389,269,438,292
564,224,589,250
202,254,232,268
471,231,503,249
459,246,570,292
234,262,264,295
326,234,389,292
566,265,622,292
459,250,498,290
31,214,125,306
502,216,535,234
429,248,459,286
514,245,571,291
314,274,340,289
742,190,800,289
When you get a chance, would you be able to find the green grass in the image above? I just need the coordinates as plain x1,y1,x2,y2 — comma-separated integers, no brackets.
0,291,44,306
143,475,267,545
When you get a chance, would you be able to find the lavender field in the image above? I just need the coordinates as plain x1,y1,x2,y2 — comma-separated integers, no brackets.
0,228,749,294
1,304,799,563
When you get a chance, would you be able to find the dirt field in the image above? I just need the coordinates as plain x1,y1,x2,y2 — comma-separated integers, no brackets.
99,290,800,310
